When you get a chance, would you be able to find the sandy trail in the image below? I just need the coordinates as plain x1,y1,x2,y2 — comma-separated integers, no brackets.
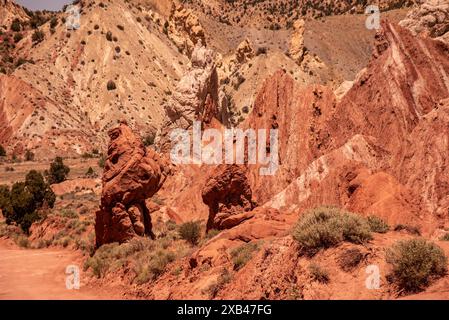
0,240,120,300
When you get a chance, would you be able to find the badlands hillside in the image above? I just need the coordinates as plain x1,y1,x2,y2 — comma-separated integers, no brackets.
0,0,449,300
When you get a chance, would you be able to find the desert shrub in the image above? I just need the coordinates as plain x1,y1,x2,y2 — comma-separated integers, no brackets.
45,157,70,184
84,243,118,278
106,31,113,41
231,242,259,270
32,30,45,43
143,132,155,146
107,80,116,90
11,19,21,32
179,221,201,245
17,235,30,248
440,233,449,241
117,25,124,31
205,229,221,240
339,248,364,271
16,57,28,67
59,209,78,219
394,224,421,235
256,46,267,55
133,249,176,284
292,207,372,255
148,250,175,278
85,238,178,282
25,150,35,161
206,268,232,298
85,167,95,177
0,145,6,157
386,238,447,293
367,215,389,233
98,154,106,168
308,263,329,283
81,152,94,159
50,17,58,29
13,33,23,43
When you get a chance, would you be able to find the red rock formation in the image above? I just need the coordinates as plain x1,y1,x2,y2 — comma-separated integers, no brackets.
242,21,449,232
330,21,449,153
242,71,337,205
399,0,449,44
156,43,224,153
95,122,170,247
202,165,256,231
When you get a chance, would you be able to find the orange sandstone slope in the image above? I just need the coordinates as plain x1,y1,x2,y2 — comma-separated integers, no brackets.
245,21,449,232
123,21,449,299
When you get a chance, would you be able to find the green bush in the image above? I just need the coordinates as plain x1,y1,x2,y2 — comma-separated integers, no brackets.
32,30,45,43
292,207,372,255
231,242,259,270
45,157,70,184
386,238,447,293
179,221,201,245
13,33,23,43
50,17,58,29
1,171,55,233
0,185,12,216
107,80,116,90
367,215,389,233
11,19,21,32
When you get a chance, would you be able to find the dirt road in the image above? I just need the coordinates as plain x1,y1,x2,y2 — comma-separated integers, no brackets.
0,240,120,300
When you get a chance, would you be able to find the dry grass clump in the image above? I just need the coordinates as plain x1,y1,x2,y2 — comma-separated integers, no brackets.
292,206,372,255
386,238,447,293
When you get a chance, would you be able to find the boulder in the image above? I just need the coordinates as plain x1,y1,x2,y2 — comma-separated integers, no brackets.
95,122,170,247
202,165,256,231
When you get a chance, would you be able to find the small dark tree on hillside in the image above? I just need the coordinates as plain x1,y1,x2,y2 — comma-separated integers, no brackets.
32,30,45,43
50,17,58,29
45,157,70,184
107,80,116,90
0,145,6,157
